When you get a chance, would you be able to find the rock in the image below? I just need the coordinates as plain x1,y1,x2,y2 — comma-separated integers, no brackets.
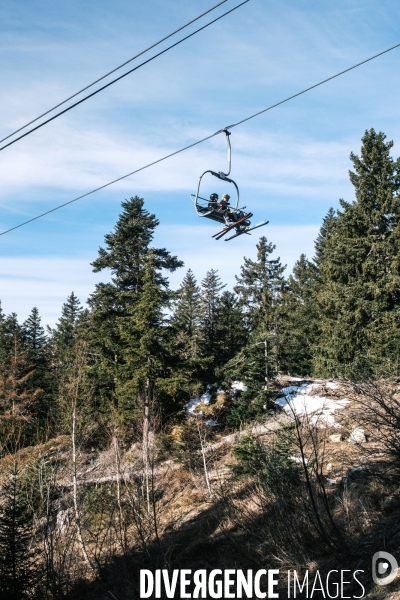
383,496,400,513
325,477,337,486
326,463,333,472
329,434,342,443
341,465,369,488
347,465,369,479
348,427,366,444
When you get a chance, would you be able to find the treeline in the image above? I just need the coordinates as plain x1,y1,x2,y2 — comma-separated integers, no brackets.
1,127,400,445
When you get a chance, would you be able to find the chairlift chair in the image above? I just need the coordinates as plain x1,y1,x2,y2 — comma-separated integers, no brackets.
190,130,269,241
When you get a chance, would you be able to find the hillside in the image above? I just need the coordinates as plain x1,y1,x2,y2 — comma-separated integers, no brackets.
1,378,400,599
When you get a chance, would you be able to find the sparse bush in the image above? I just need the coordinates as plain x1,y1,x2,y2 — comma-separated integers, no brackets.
230,427,299,496
225,389,270,427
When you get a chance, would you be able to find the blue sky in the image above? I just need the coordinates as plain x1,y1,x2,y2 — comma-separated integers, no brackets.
1,0,400,326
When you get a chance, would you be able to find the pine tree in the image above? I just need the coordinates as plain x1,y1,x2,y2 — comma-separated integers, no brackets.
222,238,287,424
21,309,46,357
215,291,247,371
234,236,286,331
234,236,286,377
278,254,318,375
314,207,338,267
0,465,37,599
21,309,47,373
171,270,202,356
170,270,210,394
21,308,52,423
199,269,226,362
117,251,170,417
0,312,21,368
314,129,400,376
52,292,83,358
87,196,183,418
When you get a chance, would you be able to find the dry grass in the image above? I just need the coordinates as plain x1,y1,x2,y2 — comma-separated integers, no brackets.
2,381,400,598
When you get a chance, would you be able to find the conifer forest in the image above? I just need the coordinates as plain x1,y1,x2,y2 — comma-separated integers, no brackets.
2,129,400,599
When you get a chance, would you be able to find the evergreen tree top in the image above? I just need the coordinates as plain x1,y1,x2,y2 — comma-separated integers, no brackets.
235,236,286,308
52,292,83,353
289,254,318,292
349,129,400,219
314,207,337,266
22,307,46,351
172,270,201,333
91,196,183,291
201,269,226,296
318,129,400,287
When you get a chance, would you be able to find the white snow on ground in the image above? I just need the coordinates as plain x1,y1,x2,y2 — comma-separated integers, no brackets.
231,381,248,392
275,382,349,427
280,385,300,396
205,419,221,427
325,382,340,390
186,387,212,416
289,456,309,464
186,381,247,421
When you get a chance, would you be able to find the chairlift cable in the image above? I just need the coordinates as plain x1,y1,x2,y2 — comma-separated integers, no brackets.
1,40,400,236
0,0,232,146
0,0,250,153
219,41,400,132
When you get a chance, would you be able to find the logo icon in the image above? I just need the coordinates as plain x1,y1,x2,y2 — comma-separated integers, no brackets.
372,551,398,586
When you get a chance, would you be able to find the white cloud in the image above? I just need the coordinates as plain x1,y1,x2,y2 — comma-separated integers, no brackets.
0,257,104,326
0,121,355,216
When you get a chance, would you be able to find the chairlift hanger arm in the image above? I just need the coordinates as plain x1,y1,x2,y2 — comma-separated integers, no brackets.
219,129,231,178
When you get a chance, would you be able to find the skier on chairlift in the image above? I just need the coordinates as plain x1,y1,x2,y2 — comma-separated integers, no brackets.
219,193,230,212
219,194,241,225
191,130,268,240
208,193,219,209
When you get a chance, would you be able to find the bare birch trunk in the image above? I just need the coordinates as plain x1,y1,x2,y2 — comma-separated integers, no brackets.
143,377,150,514
68,345,98,574
71,388,97,573
264,339,268,389
113,433,127,551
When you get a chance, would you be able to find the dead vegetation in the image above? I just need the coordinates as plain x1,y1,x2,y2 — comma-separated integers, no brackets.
1,379,400,598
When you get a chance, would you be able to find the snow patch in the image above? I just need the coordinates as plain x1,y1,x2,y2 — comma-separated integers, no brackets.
289,456,309,465
205,419,221,427
280,385,300,396
275,383,349,427
325,381,340,390
186,386,212,416
231,381,248,392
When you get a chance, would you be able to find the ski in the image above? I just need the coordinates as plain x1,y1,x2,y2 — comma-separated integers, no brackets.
224,220,269,241
212,213,253,240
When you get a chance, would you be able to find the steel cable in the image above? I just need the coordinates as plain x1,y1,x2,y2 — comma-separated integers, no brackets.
0,0,231,146
1,40,400,236
0,0,250,153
